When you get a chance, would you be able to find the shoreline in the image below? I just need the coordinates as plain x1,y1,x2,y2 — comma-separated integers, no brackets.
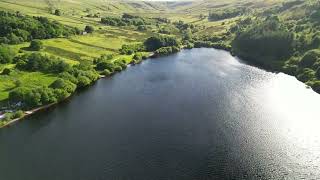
0,102,57,128
0,52,154,129
1,48,318,128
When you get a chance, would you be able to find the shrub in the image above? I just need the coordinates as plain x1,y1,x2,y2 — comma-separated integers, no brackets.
77,76,91,88
154,46,180,56
316,67,320,79
54,9,61,16
114,66,122,72
299,50,320,68
311,81,320,93
12,110,24,119
59,72,78,84
115,61,127,69
185,42,194,49
133,53,143,61
297,68,316,82
1,68,11,75
102,69,112,76
50,79,77,93
2,113,12,122
84,25,94,33
0,45,15,64
120,43,145,55
29,40,43,51
96,61,115,72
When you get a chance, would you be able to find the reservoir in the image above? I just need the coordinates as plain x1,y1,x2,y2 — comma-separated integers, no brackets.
1,48,320,179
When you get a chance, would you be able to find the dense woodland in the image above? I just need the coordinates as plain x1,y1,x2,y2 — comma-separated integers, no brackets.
0,11,80,44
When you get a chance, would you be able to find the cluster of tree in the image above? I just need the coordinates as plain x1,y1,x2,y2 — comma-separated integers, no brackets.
8,63,99,109
15,53,70,73
59,66,99,88
9,85,71,109
158,25,180,35
133,52,148,61
154,46,180,57
284,50,320,83
144,35,180,51
173,21,196,31
94,55,127,74
0,44,15,64
232,16,295,65
0,110,24,124
263,0,304,15
86,13,100,18
101,14,171,32
194,41,231,51
209,8,246,21
0,11,80,44
101,15,145,27
119,43,145,55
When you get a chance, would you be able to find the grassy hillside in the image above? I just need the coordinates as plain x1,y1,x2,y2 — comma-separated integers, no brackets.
0,0,291,103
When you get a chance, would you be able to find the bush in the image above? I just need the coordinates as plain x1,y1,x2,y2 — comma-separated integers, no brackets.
297,68,316,82
96,61,115,71
299,50,320,68
1,68,11,75
133,53,143,61
114,66,122,72
77,76,91,88
50,79,77,93
102,69,111,76
59,72,78,84
154,46,180,57
29,40,43,51
310,81,320,93
12,110,24,119
54,9,61,16
2,113,12,122
115,60,127,69
84,25,94,33
120,43,145,55
185,42,194,49
0,45,15,64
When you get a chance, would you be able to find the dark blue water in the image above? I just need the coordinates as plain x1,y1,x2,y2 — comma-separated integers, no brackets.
1,48,320,180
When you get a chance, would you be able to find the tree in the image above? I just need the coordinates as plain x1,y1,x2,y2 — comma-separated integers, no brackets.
54,9,61,16
84,25,94,33
29,40,43,51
